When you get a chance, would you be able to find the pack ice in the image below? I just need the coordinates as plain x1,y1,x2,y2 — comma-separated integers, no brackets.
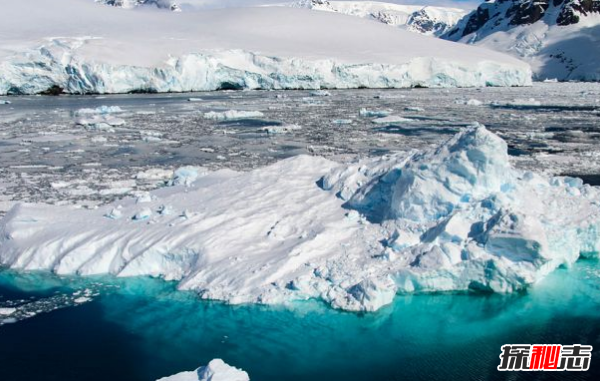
0,0,530,95
1,126,598,312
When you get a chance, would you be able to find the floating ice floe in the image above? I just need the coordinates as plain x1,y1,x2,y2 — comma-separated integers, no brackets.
493,98,543,107
456,98,483,106
0,307,17,316
76,115,125,131
309,90,331,97
75,105,123,116
1,125,599,312
203,111,265,120
261,125,302,134
359,108,391,118
0,100,10,105
331,119,353,125
157,359,249,381
371,115,413,124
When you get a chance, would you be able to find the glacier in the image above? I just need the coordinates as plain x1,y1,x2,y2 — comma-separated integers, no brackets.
157,359,249,381
0,0,531,95
1,125,599,312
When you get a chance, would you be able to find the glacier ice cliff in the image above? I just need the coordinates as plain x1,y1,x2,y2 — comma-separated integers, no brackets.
0,1,531,94
1,125,598,312
0,42,531,95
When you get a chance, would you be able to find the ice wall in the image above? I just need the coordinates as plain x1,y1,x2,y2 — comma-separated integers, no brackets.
0,41,531,95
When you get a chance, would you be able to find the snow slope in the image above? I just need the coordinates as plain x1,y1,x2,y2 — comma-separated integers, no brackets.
286,0,468,36
0,0,530,94
2,126,599,312
95,0,181,11
157,359,249,381
443,0,600,81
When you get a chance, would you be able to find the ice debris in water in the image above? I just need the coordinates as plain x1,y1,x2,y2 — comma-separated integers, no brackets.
203,110,264,120
493,98,542,107
261,125,302,134
2,124,600,312
456,99,483,106
331,119,353,125
0,100,11,105
309,90,331,97
359,108,391,118
75,106,123,116
157,359,250,381
0,288,97,326
371,115,413,124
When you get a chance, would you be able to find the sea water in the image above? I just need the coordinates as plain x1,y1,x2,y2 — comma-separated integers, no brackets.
1,260,599,381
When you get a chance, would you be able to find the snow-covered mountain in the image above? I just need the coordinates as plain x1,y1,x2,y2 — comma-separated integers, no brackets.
287,1,467,36
96,0,181,11
0,0,529,95
443,0,600,81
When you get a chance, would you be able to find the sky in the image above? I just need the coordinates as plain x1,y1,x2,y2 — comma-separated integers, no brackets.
178,0,480,11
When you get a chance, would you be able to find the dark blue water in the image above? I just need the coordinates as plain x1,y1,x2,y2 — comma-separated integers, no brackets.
1,260,600,381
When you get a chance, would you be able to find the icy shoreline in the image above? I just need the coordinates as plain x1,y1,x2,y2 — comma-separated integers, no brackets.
1,125,598,312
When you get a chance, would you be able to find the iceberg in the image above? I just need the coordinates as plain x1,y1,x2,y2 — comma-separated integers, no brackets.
0,0,531,95
157,359,250,381
1,125,598,312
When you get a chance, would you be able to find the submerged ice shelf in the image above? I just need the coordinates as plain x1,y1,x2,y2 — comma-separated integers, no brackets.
1,125,599,312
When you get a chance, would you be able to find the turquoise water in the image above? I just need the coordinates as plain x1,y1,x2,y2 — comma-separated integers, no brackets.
1,261,600,381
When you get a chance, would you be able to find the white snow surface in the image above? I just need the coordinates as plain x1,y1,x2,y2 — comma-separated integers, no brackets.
2,125,599,312
157,359,249,381
0,0,530,94
444,2,600,81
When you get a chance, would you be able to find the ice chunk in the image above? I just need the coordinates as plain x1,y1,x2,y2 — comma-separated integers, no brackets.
0,100,11,105
75,106,123,116
203,111,264,120
0,307,17,316
455,99,483,106
359,108,391,118
309,90,331,97
261,125,302,134
169,166,207,186
133,208,152,221
2,127,599,312
157,359,250,381
371,115,413,124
